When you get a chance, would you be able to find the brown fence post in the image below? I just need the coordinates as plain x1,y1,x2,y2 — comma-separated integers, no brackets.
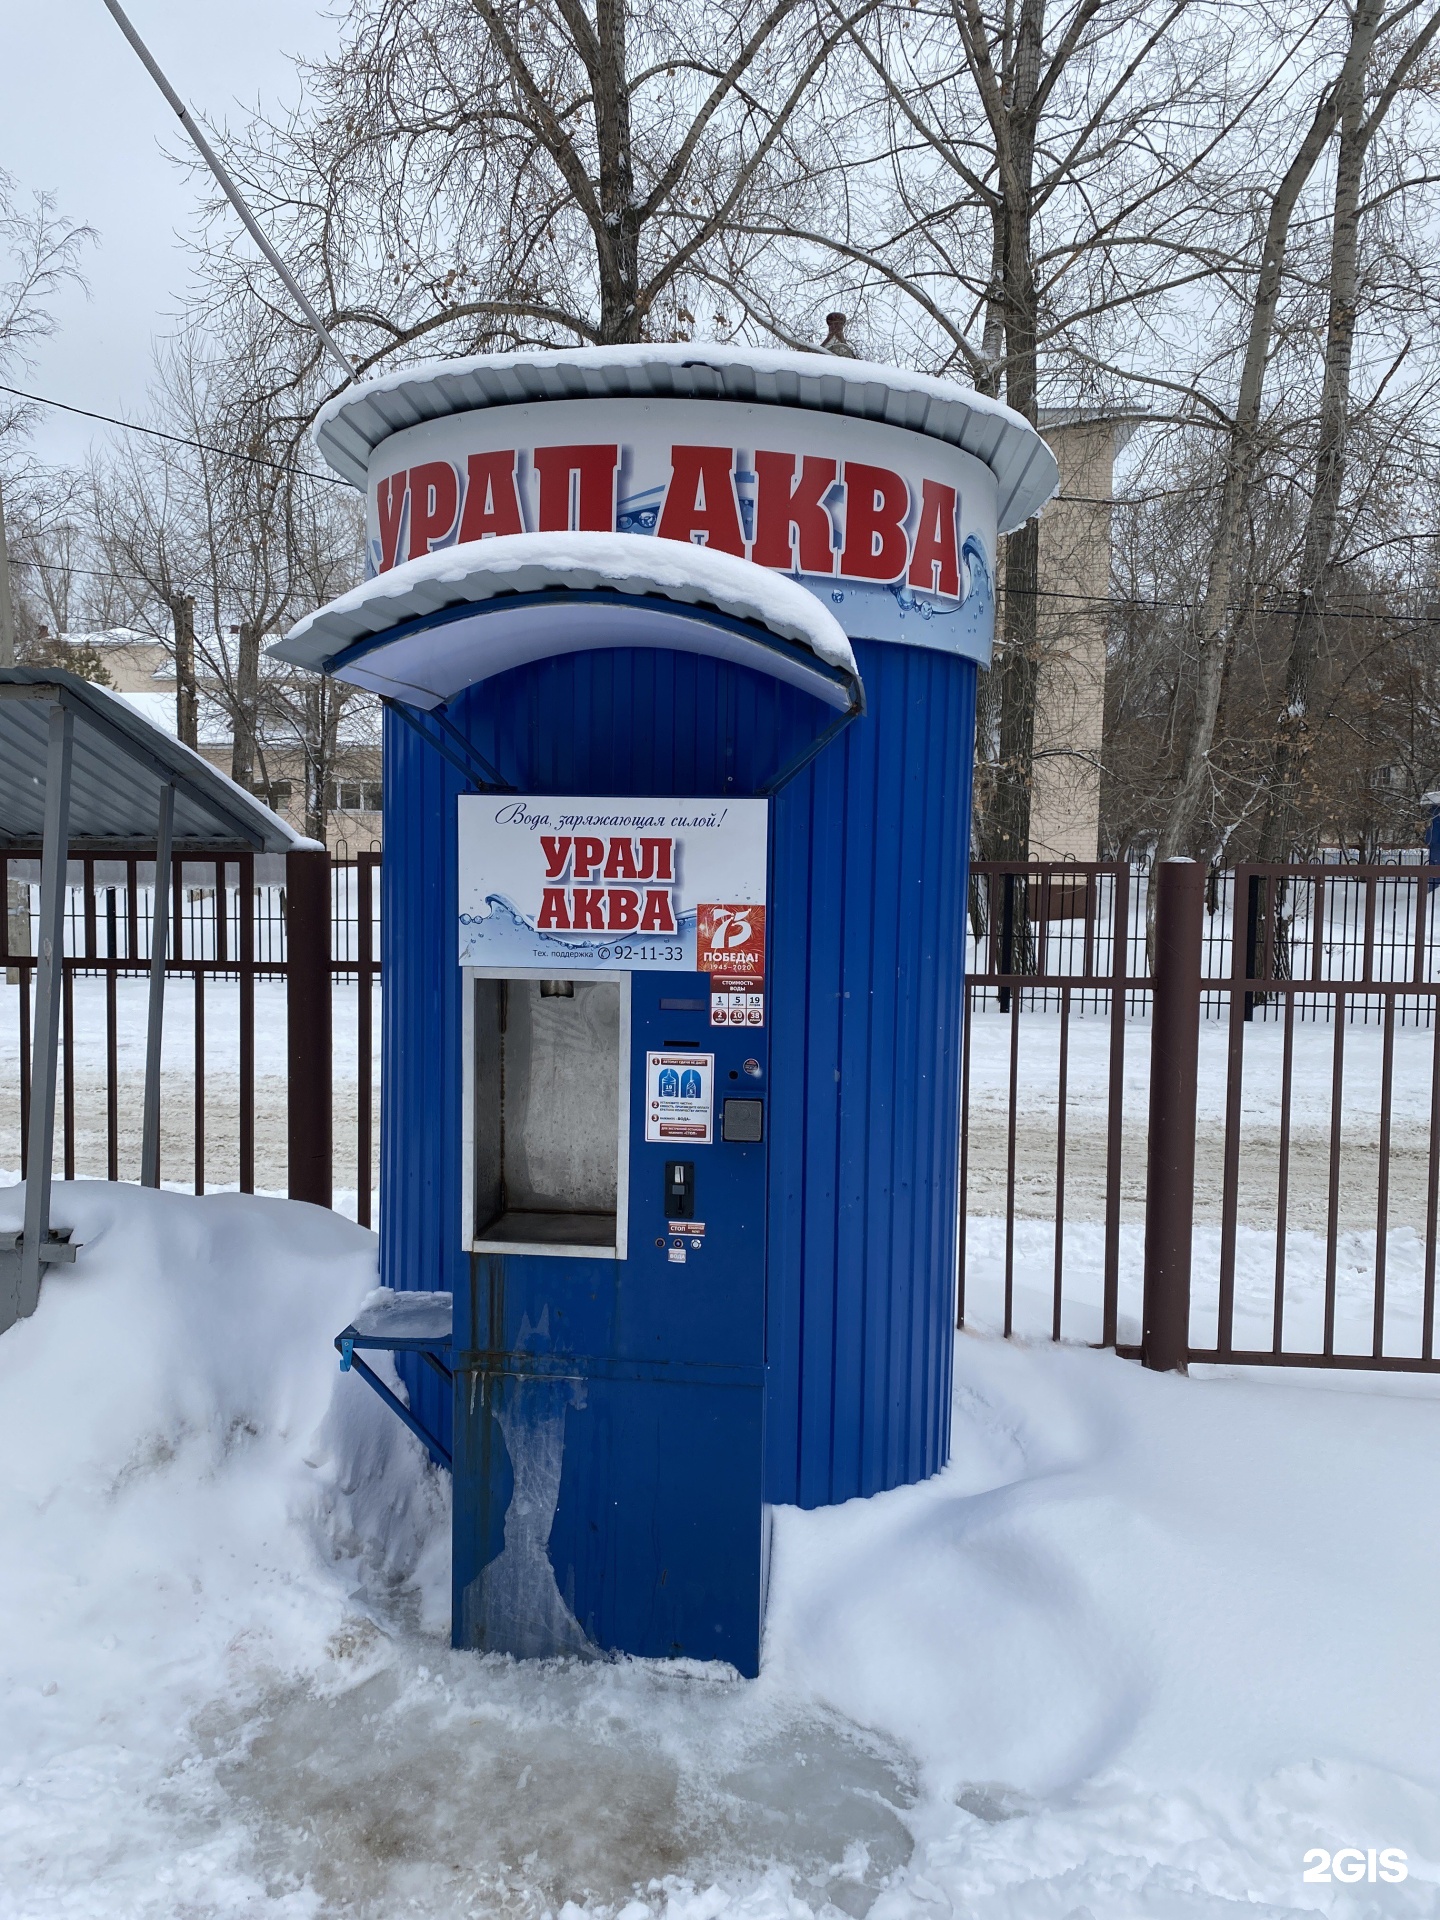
1142,857,1203,1372
286,846,333,1208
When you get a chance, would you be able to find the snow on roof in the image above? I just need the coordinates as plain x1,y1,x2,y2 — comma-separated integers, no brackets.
279,530,857,682
313,343,1059,533
114,689,178,736
0,668,318,851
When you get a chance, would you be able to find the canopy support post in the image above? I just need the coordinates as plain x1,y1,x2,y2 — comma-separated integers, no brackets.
141,781,175,1188
18,701,74,1318
286,845,333,1208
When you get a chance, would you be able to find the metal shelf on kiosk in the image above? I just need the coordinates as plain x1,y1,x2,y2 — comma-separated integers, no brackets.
335,1290,454,1470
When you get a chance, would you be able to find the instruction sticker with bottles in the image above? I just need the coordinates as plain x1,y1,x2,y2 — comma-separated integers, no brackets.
645,1052,715,1143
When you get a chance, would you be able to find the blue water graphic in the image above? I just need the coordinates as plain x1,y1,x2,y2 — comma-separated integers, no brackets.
459,894,699,967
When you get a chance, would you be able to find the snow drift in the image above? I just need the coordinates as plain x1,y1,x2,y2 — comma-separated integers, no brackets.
1,1180,1438,1917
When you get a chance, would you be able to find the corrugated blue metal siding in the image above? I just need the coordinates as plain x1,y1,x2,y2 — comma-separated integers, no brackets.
379,703,464,1460
766,639,974,1506
380,634,975,1507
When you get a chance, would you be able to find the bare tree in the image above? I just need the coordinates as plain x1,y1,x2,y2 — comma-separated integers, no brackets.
1102,383,1440,865
0,171,93,665
1151,0,1440,877
92,322,366,828
762,0,1254,863
1254,1,1440,860
189,0,877,418
0,175,93,400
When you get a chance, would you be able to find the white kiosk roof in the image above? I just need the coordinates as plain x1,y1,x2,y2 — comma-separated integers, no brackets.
273,532,863,712
312,343,1058,535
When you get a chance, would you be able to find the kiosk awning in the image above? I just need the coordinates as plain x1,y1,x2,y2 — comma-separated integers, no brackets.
271,532,865,715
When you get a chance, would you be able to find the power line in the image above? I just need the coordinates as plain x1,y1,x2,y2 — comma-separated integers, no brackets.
4,384,1433,619
100,0,357,384
11,552,181,591
9,378,1438,552
0,382,347,487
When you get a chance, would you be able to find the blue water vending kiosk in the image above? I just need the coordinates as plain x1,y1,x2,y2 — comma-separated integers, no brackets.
274,346,1056,1674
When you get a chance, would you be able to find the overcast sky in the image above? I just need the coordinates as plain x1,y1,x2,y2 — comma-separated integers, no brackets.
2,0,338,468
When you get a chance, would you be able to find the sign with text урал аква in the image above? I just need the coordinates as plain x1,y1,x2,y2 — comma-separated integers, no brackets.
367,397,998,658
458,796,769,1023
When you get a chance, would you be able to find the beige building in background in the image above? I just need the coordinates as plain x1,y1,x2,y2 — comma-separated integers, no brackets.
47,628,382,859
1028,413,1134,863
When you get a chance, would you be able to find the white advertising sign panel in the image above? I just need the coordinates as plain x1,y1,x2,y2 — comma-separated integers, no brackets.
458,794,768,973
366,398,998,660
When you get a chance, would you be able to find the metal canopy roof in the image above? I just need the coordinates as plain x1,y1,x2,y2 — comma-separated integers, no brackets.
294,591,859,714
0,668,313,851
270,531,864,714
312,343,1060,534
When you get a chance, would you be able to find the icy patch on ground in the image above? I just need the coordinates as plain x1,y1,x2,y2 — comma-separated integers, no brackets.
2,1182,1440,1916
196,1659,913,1917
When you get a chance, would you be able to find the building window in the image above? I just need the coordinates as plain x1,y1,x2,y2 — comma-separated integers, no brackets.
330,780,382,811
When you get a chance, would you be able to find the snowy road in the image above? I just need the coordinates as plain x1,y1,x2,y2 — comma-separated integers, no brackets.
960,1009,1439,1357
1,1184,1438,1918
4,987,1433,1235
0,978,379,1214
963,1005,1437,1230
4,982,1435,1357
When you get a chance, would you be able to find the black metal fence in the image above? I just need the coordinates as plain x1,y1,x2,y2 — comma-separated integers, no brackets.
8,846,1437,1376
967,859,1440,1023
1,851,380,1220
960,858,1440,1373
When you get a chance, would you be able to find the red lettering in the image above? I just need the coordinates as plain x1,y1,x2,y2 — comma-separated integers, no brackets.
656,445,745,556
751,452,837,573
603,837,641,881
407,461,460,560
458,451,524,541
840,462,911,581
907,479,960,597
537,887,571,931
639,889,677,934
637,837,674,881
571,887,606,930
377,471,408,573
541,835,572,879
532,444,619,531
607,888,641,931
572,835,605,880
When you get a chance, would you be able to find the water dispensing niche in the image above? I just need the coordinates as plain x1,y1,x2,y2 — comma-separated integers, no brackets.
458,795,768,1263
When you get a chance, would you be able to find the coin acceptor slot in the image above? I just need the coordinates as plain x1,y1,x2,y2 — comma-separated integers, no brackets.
664,1160,695,1219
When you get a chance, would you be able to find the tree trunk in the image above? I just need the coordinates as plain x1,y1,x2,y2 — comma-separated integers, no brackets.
593,0,643,342
986,523,1042,862
170,592,199,751
1256,22,1374,865
976,0,1043,866
230,619,262,789
305,678,342,844
1151,0,1384,884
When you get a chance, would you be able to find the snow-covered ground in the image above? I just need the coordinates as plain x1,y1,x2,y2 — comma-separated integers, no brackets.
963,1005,1437,1228
3,1181,1439,1917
